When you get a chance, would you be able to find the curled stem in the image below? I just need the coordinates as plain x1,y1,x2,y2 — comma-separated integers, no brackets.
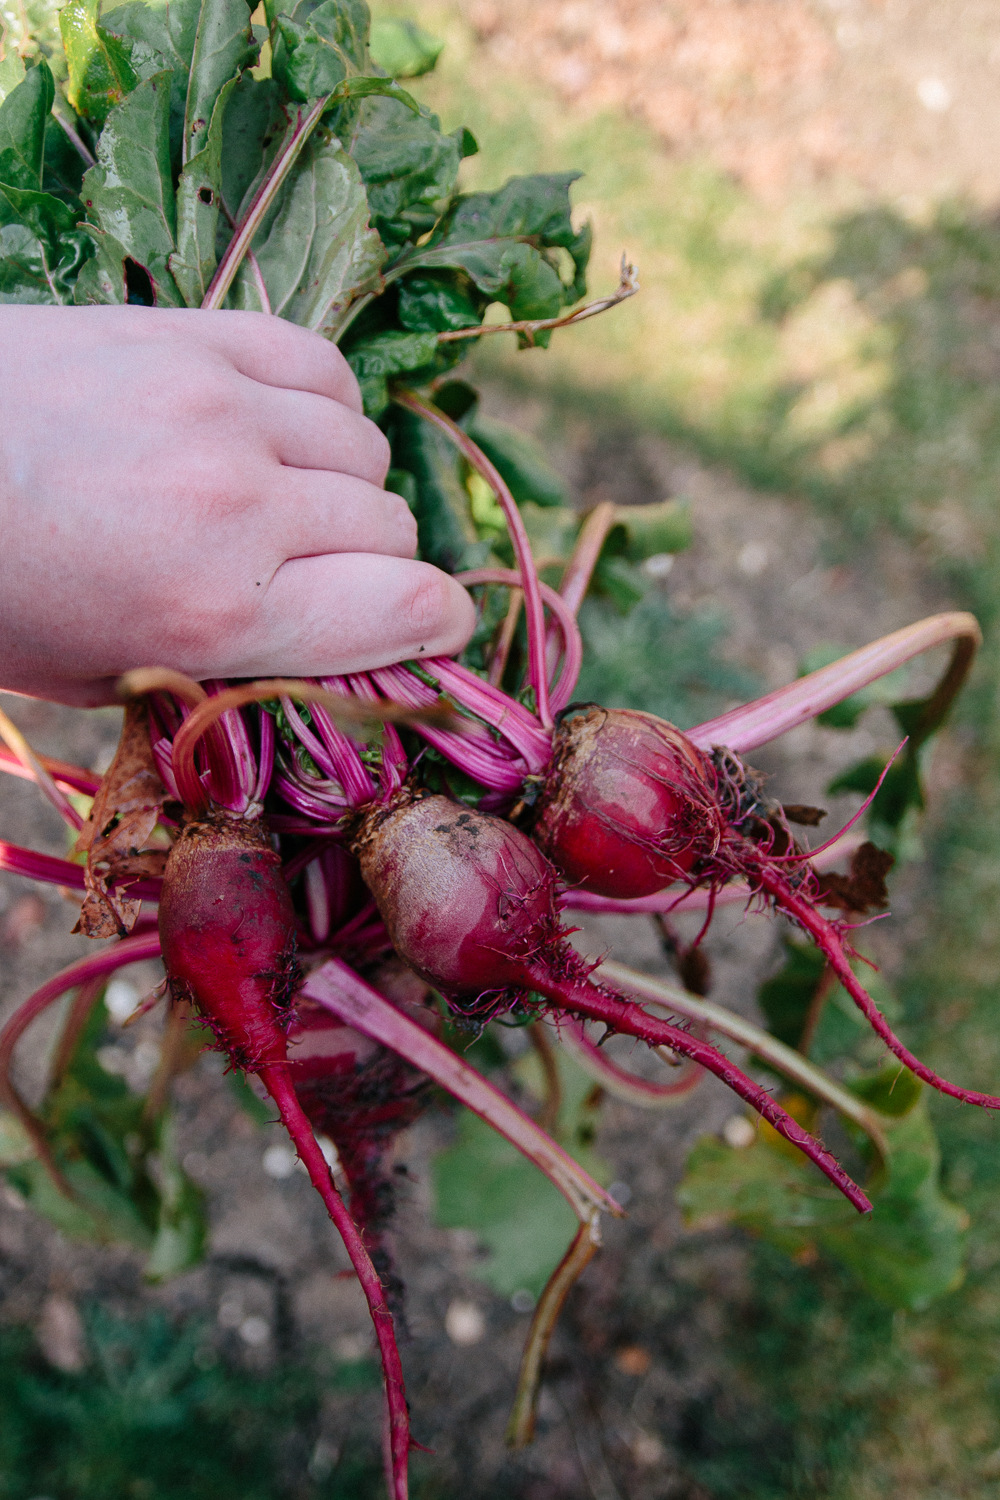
437,256,639,347
527,1021,562,1134
506,1215,601,1449
690,611,981,754
396,391,553,726
457,568,583,714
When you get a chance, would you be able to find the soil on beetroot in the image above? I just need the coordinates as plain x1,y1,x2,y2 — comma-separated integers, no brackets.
0,401,953,1498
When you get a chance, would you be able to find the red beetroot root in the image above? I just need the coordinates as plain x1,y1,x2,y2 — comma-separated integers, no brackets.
532,706,1000,1113
535,707,723,898
159,815,412,1499
351,791,871,1211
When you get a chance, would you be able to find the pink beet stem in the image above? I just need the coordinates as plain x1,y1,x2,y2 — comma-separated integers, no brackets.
558,500,618,618
688,611,980,755
0,930,164,1195
561,832,866,914
558,1018,703,1104
393,391,553,727
0,744,101,795
0,839,163,901
457,568,584,713
529,968,872,1213
755,862,1000,1110
301,960,621,1222
0,705,85,830
261,1064,411,1500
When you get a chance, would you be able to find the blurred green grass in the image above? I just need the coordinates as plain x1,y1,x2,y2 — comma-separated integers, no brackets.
399,7,1000,1494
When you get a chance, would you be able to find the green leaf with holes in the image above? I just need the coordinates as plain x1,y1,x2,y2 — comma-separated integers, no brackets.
169,73,236,304
79,70,183,305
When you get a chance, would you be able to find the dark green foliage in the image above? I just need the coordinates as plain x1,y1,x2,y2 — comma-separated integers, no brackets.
574,586,756,729
0,1308,383,1500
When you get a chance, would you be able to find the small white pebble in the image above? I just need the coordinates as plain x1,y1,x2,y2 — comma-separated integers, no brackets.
917,77,951,112
95,1044,129,1076
642,552,675,579
334,1333,371,1362
104,978,140,1022
445,1299,486,1345
510,1288,535,1314
632,1430,667,1467
217,1296,243,1329
239,1316,270,1347
737,541,770,576
723,1115,757,1149
262,1144,297,1179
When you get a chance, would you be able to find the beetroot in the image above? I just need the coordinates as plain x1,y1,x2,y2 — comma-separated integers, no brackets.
351,791,872,1211
535,707,721,899
158,810,412,1497
158,814,299,1070
531,704,1000,1113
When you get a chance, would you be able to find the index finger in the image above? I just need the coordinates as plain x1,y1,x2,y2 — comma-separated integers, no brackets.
195,308,364,413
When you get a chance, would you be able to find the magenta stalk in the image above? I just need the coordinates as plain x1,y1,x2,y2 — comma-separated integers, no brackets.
300,959,621,1223
561,832,866,914
0,930,165,1194
394,390,554,727
261,1064,411,1500
527,967,872,1213
689,611,981,754
755,861,1000,1111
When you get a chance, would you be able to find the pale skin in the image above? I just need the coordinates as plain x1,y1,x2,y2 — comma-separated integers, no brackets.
0,304,477,707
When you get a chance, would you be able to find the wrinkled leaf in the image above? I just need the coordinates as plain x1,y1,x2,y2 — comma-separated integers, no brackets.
268,0,368,96
368,16,443,78
396,268,479,333
60,0,138,125
679,1067,968,1312
73,701,167,938
230,124,383,332
0,56,52,190
347,94,465,248
0,191,93,303
79,70,182,305
431,170,590,298
345,326,437,416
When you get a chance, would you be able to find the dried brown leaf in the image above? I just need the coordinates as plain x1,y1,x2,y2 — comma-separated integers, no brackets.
73,702,167,938
816,841,895,914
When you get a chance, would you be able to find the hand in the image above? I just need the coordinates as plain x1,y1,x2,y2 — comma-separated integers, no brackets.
0,305,476,706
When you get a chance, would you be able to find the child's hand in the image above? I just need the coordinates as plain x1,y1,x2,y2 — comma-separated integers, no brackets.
0,305,475,706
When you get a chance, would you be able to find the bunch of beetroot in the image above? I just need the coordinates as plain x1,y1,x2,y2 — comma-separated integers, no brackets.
0,0,991,1485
